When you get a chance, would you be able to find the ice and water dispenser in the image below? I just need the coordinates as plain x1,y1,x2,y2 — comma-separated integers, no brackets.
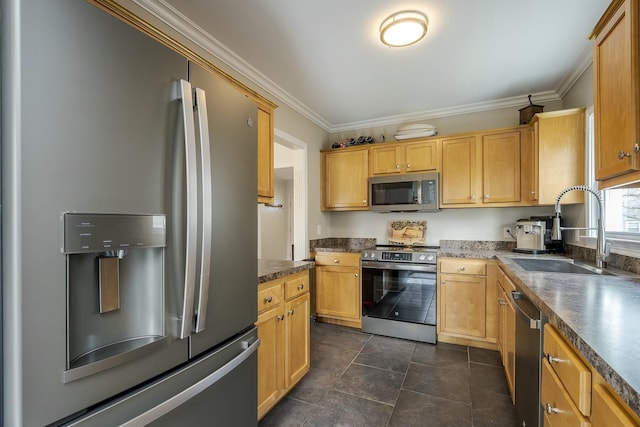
62,213,168,382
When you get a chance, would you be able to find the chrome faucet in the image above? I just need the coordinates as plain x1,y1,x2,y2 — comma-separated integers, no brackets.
551,185,609,269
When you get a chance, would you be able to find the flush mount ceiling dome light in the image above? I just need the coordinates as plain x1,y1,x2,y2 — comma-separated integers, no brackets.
379,10,428,47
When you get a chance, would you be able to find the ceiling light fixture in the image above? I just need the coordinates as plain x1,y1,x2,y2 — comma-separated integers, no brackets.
379,10,428,47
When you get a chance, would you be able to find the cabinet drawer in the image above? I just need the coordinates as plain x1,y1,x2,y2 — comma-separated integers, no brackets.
543,324,592,417
497,267,516,293
439,259,486,276
284,271,309,300
258,280,283,314
315,252,360,268
541,359,591,427
592,383,639,427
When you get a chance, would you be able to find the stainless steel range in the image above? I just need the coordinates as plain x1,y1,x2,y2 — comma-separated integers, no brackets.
361,245,438,343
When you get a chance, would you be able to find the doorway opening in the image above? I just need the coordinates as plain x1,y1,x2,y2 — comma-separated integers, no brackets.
257,129,308,260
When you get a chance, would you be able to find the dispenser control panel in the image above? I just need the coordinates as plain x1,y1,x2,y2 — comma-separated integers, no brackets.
62,213,166,254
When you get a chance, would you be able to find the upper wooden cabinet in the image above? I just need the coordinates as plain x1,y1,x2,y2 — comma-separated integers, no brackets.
482,130,522,204
321,147,369,211
257,106,275,204
369,139,439,176
441,128,523,207
591,0,640,187
524,108,585,205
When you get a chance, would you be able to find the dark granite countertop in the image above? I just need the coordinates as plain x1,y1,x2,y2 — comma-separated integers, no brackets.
309,237,376,254
444,247,640,417
258,259,314,284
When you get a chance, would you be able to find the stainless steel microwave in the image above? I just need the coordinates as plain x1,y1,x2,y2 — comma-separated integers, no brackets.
369,172,439,212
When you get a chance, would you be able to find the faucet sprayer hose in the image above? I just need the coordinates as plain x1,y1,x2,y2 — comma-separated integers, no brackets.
554,185,604,221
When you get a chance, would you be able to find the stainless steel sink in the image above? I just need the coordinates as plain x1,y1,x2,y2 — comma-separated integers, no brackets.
511,258,613,275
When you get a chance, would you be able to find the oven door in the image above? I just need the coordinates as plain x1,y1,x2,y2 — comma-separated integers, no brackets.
361,261,437,343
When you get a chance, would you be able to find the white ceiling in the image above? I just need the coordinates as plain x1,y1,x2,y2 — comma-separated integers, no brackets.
126,0,611,132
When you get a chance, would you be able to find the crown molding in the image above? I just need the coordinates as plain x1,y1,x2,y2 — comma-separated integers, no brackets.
131,0,332,130
556,44,593,98
329,91,562,133
129,0,583,134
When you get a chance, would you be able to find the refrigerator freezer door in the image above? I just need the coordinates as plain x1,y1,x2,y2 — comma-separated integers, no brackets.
3,1,191,425
64,328,259,426
187,63,258,358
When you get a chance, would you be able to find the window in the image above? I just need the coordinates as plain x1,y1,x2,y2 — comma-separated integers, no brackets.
604,188,640,234
586,107,640,249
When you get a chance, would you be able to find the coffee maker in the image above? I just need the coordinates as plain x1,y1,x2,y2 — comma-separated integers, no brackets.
513,216,563,254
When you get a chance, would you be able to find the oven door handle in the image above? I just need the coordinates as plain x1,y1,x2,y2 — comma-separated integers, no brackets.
361,261,436,273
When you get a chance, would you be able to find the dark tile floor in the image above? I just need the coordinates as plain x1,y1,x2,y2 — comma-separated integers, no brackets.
259,322,516,427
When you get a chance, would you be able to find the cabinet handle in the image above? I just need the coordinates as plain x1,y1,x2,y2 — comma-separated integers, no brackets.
396,164,400,169
546,353,562,364
277,315,284,321
355,273,359,278
288,309,294,316
530,191,536,195
484,194,490,199
470,195,476,200
619,150,632,159
297,284,304,290
406,163,411,169
635,143,640,153
441,280,445,285
459,266,465,271
264,296,273,303
545,403,560,415
333,259,339,263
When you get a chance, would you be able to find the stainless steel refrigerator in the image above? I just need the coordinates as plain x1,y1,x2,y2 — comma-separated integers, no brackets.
1,1,258,425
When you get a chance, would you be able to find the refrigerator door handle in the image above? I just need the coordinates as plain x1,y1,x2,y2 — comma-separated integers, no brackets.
193,87,212,333
178,79,198,339
119,338,260,427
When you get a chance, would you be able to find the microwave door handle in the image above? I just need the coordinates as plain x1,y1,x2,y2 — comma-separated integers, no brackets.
177,79,198,339
193,87,212,333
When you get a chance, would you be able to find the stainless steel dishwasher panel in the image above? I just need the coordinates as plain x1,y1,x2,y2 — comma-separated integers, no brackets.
512,289,547,427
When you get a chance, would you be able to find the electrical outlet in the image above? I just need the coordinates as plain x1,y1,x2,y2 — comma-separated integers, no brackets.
316,224,322,236
503,227,514,239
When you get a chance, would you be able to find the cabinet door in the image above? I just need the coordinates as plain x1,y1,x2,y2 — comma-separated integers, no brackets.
438,274,486,338
593,0,640,181
541,359,591,427
315,267,361,320
369,145,403,175
257,107,274,203
482,131,521,203
591,383,638,427
322,149,369,210
405,140,439,172
285,293,310,388
256,307,284,420
535,109,585,205
505,291,516,402
497,284,506,360
441,136,479,205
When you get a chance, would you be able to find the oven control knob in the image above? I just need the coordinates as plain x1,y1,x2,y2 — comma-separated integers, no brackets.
363,252,369,259
418,255,426,261
427,254,435,261
370,252,376,259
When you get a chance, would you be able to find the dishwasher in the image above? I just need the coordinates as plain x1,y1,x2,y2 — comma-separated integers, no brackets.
511,288,547,427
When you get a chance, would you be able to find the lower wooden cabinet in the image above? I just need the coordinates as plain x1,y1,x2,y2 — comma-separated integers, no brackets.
314,252,362,328
496,267,516,402
542,324,640,427
256,270,310,420
437,258,497,349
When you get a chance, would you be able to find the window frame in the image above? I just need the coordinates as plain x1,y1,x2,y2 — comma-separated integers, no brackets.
585,106,640,257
